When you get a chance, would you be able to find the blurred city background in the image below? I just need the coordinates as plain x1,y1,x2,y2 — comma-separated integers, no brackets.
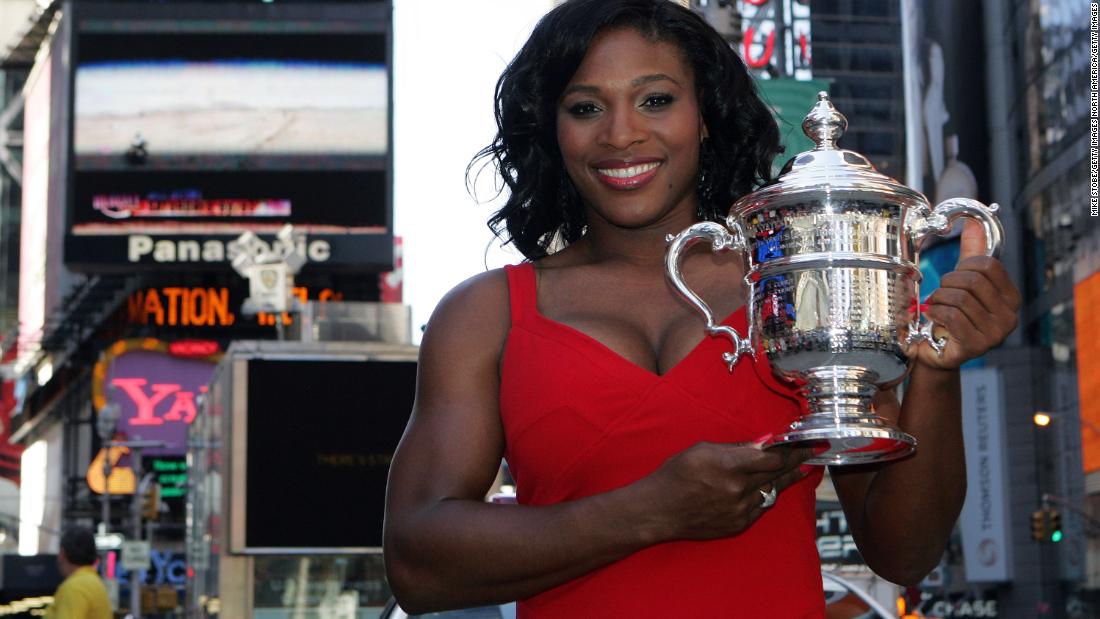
0,0,1093,617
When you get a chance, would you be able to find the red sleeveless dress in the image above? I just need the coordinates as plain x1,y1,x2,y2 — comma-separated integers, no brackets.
499,263,826,618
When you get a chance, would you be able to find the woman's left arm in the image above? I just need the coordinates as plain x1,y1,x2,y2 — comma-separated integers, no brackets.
831,220,1022,585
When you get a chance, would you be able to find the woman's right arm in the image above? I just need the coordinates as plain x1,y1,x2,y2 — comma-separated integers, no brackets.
383,270,657,612
383,270,809,613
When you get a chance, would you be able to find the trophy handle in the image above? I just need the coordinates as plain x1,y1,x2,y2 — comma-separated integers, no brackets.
906,198,1005,355
665,221,753,372
916,198,1004,258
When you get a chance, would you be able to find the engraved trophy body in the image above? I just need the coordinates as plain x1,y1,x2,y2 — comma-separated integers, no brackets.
666,93,1003,465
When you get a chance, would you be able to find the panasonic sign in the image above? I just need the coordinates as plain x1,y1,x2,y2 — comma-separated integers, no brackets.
127,235,332,264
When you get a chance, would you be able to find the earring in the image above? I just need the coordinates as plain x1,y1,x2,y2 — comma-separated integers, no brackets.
558,172,586,241
696,169,710,220
696,141,718,221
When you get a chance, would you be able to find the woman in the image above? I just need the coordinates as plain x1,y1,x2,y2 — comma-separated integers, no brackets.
383,1,1020,616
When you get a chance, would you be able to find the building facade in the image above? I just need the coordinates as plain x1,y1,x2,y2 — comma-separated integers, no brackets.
0,0,398,614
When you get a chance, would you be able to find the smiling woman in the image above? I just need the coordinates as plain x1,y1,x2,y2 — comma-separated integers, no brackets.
473,0,779,259
383,2,814,616
555,31,704,229
382,0,1018,617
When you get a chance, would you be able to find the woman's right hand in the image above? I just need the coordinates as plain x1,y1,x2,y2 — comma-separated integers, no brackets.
639,442,813,542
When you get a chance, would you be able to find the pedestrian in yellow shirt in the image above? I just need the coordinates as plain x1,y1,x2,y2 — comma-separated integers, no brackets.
48,527,112,619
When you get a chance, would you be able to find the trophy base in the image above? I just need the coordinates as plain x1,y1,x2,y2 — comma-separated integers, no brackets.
764,421,916,466
762,366,916,465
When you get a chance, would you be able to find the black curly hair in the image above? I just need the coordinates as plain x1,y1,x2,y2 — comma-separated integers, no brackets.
470,0,782,260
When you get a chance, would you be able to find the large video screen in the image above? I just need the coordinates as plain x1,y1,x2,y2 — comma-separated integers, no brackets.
74,32,387,159
244,358,416,550
66,3,393,271
76,61,386,157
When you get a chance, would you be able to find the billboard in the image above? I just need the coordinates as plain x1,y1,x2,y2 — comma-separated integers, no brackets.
902,0,989,203
958,368,1013,582
226,354,416,552
65,3,393,271
739,0,812,80
18,31,51,351
901,0,991,364
1076,271,1100,473
93,339,221,458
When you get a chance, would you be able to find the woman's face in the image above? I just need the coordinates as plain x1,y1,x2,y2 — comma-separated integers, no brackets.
556,28,705,232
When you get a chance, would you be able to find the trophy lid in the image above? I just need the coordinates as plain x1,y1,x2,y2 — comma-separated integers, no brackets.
731,92,927,215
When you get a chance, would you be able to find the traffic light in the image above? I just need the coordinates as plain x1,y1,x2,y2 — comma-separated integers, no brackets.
1049,510,1063,543
142,483,161,521
1031,509,1048,541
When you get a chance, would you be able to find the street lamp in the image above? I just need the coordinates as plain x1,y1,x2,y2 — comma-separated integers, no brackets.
1031,410,1100,437
96,398,121,535
96,399,121,443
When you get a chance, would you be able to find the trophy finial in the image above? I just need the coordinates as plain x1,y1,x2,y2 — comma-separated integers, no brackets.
802,91,847,150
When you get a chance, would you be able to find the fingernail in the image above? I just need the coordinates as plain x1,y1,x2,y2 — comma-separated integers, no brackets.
753,433,773,447
800,464,816,475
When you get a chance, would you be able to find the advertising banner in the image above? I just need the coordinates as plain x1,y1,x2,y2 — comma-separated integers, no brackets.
907,590,999,619
739,0,812,80
903,0,989,365
18,36,51,350
958,367,1013,582
93,339,220,457
1076,270,1100,473
901,0,989,203
815,500,866,573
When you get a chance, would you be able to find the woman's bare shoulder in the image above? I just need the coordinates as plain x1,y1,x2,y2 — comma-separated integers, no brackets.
421,267,513,354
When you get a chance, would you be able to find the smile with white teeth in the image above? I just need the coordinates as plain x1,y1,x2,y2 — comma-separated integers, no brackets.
596,162,661,178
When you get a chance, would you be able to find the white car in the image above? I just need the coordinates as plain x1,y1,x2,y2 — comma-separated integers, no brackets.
380,599,516,619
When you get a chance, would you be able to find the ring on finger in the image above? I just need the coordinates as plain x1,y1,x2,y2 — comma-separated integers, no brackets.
759,484,777,509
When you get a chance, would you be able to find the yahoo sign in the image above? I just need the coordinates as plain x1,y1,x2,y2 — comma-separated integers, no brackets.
93,339,221,456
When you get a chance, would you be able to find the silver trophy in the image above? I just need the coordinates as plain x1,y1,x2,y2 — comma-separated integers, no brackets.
666,92,1003,465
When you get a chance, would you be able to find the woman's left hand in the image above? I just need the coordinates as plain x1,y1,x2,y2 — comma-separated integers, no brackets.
910,219,1022,370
